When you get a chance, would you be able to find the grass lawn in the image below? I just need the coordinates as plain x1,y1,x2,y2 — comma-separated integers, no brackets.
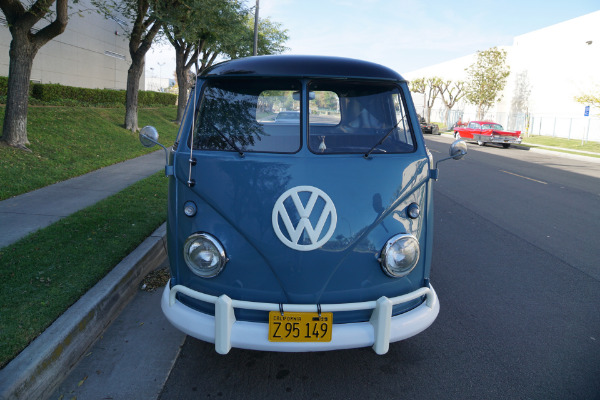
0,172,168,368
521,135,600,153
0,105,177,367
0,106,178,200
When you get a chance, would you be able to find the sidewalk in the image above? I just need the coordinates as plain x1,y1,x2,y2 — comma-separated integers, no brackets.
0,150,164,248
0,150,172,400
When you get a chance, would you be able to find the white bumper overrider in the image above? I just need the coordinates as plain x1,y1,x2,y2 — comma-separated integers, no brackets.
161,283,439,355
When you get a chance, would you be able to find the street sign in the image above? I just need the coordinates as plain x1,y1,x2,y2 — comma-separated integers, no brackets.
584,106,590,116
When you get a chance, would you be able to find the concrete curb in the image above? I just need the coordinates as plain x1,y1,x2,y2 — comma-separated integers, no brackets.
0,223,168,400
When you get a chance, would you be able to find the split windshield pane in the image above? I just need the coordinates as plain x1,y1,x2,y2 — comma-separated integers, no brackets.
307,80,415,154
193,79,301,153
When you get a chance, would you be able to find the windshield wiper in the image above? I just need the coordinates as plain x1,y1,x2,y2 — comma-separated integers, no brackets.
363,120,403,159
212,124,245,157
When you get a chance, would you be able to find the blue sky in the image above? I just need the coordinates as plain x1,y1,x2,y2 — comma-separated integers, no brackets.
260,0,599,72
146,0,599,78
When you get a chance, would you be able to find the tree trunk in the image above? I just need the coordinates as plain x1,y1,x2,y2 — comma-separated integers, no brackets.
175,50,189,124
125,59,144,132
444,106,450,129
424,106,432,124
175,72,189,124
1,0,68,150
1,32,36,150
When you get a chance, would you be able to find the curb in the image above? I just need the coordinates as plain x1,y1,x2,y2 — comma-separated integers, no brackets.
0,223,168,400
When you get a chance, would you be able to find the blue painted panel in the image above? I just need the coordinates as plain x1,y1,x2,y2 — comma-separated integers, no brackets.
171,149,429,321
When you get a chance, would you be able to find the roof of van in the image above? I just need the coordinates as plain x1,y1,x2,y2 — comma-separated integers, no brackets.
200,55,405,82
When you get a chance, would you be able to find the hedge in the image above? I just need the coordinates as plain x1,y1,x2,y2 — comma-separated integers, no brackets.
0,77,176,106
0,76,7,97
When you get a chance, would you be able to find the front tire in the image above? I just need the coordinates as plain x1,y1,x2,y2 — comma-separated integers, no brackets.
454,131,460,140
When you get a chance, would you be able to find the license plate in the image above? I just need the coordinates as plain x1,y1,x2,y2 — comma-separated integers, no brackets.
268,312,332,342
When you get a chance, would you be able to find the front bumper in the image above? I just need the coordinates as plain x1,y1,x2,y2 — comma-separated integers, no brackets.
161,283,439,355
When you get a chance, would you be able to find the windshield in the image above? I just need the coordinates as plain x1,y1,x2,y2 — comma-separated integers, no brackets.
192,79,301,153
190,79,415,154
482,123,503,130
307,80,414,154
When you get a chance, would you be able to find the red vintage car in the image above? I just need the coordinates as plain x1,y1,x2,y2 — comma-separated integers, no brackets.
454,121,521,148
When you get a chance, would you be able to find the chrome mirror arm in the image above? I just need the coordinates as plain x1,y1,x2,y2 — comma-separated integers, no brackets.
139,126,173,177
430,139,467,180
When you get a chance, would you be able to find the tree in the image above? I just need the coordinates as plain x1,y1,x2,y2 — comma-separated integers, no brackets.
409,77,426,117
409,77,441,123
155,0,288,124
433,79,465,127
464,46,510,120
154,0,247,124
193,10,289,73
0,0,70,150
575,93,600,111
423,77,441,123
99,0,162,132
223,15,288,59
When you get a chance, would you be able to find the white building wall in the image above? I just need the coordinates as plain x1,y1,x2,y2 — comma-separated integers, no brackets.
0,1,140,91
145,77,176,92
405,11,600,142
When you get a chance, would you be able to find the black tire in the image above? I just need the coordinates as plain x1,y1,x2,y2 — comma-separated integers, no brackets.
502,143,511,148
454,131,460,140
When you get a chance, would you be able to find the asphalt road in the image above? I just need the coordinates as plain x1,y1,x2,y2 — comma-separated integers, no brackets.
159,137,600,400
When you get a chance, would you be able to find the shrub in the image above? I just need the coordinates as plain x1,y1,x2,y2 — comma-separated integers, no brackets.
139,90,177,106
0,77,7,97
31,84,126,105
0,77,177,107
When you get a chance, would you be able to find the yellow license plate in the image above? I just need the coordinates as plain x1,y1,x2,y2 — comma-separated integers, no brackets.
268,312,332,342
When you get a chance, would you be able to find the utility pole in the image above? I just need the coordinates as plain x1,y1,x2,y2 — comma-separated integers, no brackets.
253,0,259,56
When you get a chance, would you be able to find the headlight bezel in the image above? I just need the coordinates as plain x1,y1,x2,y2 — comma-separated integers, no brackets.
183,232,228,278
379,233,420,278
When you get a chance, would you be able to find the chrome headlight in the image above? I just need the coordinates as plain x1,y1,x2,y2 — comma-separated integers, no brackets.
380,234,420,278
183,233,227,278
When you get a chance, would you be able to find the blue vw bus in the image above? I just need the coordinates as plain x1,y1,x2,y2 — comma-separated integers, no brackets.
141,55,466,355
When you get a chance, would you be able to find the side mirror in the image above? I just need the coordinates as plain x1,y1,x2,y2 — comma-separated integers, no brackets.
139,126,159,148
430,139,468,180
138,125,173,177
449,139,467,160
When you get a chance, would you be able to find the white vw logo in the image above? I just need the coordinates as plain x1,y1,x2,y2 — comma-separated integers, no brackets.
272,186,337,251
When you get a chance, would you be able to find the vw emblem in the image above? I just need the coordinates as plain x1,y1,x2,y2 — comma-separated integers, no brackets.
272,186,337,251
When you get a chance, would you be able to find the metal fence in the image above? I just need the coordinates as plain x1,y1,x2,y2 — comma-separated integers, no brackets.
419,107,600,143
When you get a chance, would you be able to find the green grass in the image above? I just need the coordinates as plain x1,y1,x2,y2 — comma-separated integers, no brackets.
0,172,168,368
0,106,178,200
521,135,600,153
